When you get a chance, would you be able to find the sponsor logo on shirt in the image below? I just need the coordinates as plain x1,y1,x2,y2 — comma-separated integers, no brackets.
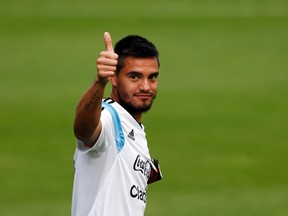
130,184,147,203
133,155,151,179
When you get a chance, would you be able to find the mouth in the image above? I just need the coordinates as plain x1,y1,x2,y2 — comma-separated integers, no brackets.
134,93,153,99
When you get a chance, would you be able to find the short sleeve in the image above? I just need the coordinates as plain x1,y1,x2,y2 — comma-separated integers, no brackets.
76,109,115,156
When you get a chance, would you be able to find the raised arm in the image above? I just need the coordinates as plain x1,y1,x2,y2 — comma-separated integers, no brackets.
73,32,118,147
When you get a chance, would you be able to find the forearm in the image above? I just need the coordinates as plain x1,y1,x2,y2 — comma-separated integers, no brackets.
74,32,117,145
73,78,106,144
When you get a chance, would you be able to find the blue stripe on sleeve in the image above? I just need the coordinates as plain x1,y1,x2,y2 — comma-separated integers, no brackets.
102,102,125,153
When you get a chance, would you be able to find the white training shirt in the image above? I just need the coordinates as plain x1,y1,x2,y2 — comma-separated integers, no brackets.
72,99,152,216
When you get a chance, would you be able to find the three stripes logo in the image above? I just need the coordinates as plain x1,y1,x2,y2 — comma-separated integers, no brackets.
128,129,135,141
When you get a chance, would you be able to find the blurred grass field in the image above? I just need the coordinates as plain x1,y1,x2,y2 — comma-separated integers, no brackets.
1,0,288,215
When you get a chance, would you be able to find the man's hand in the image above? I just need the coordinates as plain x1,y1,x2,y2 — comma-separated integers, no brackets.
96,32,118,84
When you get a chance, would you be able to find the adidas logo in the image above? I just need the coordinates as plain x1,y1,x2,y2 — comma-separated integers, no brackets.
128,129,135,141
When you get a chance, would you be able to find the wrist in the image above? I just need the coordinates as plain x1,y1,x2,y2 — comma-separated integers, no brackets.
95,76,110,85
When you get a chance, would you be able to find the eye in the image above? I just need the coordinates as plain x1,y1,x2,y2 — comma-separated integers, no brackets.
127,72,141,80
149,73,159,80
129,74,139,80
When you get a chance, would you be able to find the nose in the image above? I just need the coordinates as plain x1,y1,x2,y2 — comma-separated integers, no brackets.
139,79,150,91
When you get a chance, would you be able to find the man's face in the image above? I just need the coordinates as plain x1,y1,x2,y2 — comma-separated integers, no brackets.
112,56,159,113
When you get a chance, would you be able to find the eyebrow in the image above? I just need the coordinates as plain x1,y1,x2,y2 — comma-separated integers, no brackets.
127,71,142,76
126,71,159,76
151,71,159,76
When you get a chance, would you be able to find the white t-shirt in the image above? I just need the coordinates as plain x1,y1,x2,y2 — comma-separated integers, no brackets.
72,99,152,216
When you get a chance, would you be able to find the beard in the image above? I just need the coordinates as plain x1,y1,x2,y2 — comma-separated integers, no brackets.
118,92,156,114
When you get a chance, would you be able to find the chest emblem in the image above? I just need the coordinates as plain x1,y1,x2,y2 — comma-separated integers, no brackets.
127,129,135,141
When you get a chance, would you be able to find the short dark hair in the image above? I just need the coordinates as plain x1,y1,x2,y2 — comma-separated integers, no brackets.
114,35,160,74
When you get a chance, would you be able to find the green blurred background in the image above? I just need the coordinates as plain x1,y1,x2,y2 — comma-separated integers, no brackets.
1,0,288,215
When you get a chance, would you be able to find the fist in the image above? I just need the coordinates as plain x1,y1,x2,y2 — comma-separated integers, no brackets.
96,32,118,83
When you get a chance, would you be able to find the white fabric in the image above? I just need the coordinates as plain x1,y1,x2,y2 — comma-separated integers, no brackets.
72,101,152,216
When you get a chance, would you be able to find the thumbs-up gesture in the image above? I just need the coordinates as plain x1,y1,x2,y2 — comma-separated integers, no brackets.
96,32,118,83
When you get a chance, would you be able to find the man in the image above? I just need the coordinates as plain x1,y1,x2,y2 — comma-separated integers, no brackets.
72,32,162,216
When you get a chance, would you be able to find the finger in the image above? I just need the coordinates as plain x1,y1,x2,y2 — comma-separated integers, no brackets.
97,65,117,72
99,51,118,60
98,71,115,77
104,32,114,52
97,56,118,66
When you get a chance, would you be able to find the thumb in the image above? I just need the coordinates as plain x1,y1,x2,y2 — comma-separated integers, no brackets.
104,32,114,52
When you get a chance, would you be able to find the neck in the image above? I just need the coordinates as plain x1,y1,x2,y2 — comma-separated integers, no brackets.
110,95,143,124
131,112,142,124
